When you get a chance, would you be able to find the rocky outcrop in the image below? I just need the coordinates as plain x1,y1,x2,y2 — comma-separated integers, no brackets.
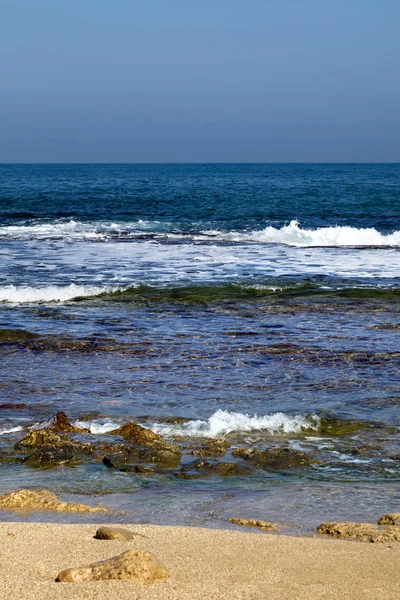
0,489,106,512
316,521,400,542
190,439,229,457
378,513,400,526
228,518,278,531
232,446,316,470
94,526,137,541
46,411,89,433
110,422,161,444
14,430,68,450
56,549,169,583
22,449,82,469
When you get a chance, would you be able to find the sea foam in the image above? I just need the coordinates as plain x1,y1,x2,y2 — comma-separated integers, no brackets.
0,284,121,304
145,410,319,438
200,220,400,247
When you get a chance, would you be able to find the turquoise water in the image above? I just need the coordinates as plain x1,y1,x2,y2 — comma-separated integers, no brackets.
0,164,399,533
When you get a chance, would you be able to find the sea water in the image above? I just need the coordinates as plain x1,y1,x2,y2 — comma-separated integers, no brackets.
0,163,399,533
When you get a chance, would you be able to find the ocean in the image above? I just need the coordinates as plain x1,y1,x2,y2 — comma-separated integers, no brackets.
0,163,399,533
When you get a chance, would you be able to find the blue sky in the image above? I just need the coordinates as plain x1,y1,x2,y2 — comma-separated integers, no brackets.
0,0,399,162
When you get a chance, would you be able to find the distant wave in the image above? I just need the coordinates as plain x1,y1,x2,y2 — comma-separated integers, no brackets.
0,283,123,304
198,220,400,247
0,219,165,241
1,218,400,247
147,410,319,438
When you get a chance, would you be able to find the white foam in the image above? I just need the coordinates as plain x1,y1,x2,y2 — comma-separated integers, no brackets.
0,426,23,435
145,410,320,438
73,419,122,434
0,284,122,304
200,220,400,247
0,219,168,241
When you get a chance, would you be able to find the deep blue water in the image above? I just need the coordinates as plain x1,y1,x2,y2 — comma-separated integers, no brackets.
0,164,399,533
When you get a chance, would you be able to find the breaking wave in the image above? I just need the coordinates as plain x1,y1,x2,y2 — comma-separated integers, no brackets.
0,284,123,304
1,218,400,247
199,221,400,247
146,410,320,438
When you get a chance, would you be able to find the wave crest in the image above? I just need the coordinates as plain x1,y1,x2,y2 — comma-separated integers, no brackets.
200,220,400,247
146,410,319,438
0,284,123,304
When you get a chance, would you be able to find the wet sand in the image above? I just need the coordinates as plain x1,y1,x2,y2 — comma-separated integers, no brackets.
0,522,399,599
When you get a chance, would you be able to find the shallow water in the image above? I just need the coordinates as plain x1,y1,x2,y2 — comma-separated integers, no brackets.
0,164,399,533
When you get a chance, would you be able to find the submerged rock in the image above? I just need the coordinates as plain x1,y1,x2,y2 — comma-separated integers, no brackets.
232,446,316,470
94,526,137,541
316,522,400,542
0,403,27,410
103,457,154,474
22,449,82,469
0,329,39,344
176,459,250,479
378,513,400,526
56,549,169,583
228,518,278,531
0,489,106,512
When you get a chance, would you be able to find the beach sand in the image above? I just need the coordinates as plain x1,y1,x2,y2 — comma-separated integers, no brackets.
0,522,399,599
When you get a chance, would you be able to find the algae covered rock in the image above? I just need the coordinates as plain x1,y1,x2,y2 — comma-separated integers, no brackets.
0,489,106,513
190,439,229,457
22,448,82,469
232,446,316,470
56,549,169,583
110,422,161,444
176,459,250,479
14,430,69,450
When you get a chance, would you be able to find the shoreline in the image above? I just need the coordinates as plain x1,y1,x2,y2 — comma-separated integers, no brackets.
1,521,399,599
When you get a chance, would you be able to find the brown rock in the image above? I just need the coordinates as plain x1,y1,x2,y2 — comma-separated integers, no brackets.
56,549,169,583
0,403,27,410
47,411,89,433
378,513,400,526
22,449,82,469
316,521,400,542
232,446,316,470
110,422,161,445
228,518,278,531
94,526,137,541
0,489,106,513
190,439,229,457
14,430,68,450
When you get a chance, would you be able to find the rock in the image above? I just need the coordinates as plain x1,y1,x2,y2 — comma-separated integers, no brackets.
56,549,169,583
14,430,69,450
110,422,161,445
22,449,82,469
232,447,316,470
94,526,137,541
103,457,154,474
0,403,27,410
228,518,278,531
47,411,89,433
378,513,400,526
0,329,39,344
176,460,250,479
190,439,229,457
316,522,400,542
0,489,106,512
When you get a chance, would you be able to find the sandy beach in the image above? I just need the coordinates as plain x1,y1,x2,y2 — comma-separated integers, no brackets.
0,522,399,600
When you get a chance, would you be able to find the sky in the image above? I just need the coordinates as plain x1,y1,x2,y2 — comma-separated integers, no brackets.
0,0,399,163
